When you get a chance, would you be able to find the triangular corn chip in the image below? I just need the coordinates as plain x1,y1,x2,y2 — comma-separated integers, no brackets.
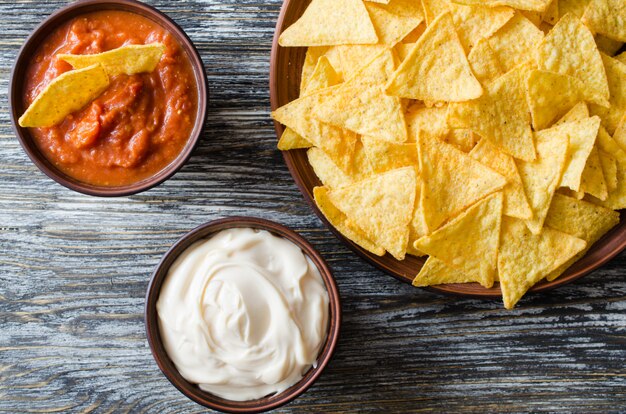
307,144,373,189
418,133,507,231
589,127,626,209
498,217,586,309
413,257,483,286
405,104,448,141
415,192,504,288
408,180,428,256
301,47,330,94
278,128,312,150
589,54,626,135
579,145,608,200
450,0,551,12
337,44,389,80
385,12,482,102
449,4,515,52
470,139,532,219
361,136,417,174
488,14,544,72
544,193,620,281
614,113,626,151
516,123,570,234
328,167,417,260
314,186,385,256
559,0,592,17
582,0,626,42
598,149,618,192
58,44,164,77
302,55,342,95
19,64,109,128
526,70,586,130
421,0,452,25
272,87,357,172
535,13,610,107
555,101,590,125
448,64,536,161
468,38,505,85
364,0,425,46
313,52,407,143
279,0,378,46
558,116,602,192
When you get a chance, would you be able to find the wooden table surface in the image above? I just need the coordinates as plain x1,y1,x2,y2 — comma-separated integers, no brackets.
1,1,625,412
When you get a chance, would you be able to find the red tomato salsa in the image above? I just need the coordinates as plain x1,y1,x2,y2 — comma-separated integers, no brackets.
23,11,198,187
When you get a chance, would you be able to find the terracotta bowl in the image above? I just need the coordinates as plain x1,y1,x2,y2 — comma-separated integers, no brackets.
145,217,342,413
9,0,208,197
269,0,626,298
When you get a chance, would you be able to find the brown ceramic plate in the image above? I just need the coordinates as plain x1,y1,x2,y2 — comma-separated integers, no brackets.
145,217,341,413
269,0,626,298
9,0,208,197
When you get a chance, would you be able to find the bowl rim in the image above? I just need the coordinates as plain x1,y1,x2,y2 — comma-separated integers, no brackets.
269,0,626,299
8,0,209,197
144,216,342,413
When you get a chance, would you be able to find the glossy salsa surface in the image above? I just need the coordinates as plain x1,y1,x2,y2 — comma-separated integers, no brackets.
23,10,198,187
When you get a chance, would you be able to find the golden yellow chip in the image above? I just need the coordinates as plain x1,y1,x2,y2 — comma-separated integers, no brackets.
517,122,570,234
558,116,602,192
418,133,507,232
559,0,592,17
408,181,428,256
278,128,312,150
448,63,536,161
488,14,544,72
415,192,503,288
337,45,389,81
449,4,515,52
598,149,618,192
444,129,479,152
395,43,416,61
470,139,532,219
589,127,626,209
272,86,357,172
555,101,590,125
385,12,483,102
314,186,385,256
413,257,482,286
402,23,426,43
302,55,342,95
421,0,452,25
405,104,448,141
544,193,619,281
328,167,417,260
19,64,109,128
526,70,586,130
579,145,608,200
364,0,425,46
301,47,330,94
536,13,610,107
58,43,164,77
613,113,626,150
361,136,417,173
450,0,551,12
279,0,378,46
582,0,626,42
308,142,373,189
543,0,559,24
589,53,626,135
467,38,505,85
498,217,586,309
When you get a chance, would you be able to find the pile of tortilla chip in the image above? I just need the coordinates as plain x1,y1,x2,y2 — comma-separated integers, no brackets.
273,0,626,309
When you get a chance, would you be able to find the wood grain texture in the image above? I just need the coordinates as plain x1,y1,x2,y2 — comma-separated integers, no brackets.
0,1,625,413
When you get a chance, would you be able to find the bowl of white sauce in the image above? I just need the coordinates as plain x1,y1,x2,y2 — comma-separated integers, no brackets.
145,217,341,413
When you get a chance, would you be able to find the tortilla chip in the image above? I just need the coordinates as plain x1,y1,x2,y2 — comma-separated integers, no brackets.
444,129,479,152
450,4,515,52
448,64,536,161
555,101,590,125
278,128,312,150
415,192,503,288
307,143,372,189
364,0,425,46
348,48,398,84
589,54,626,135
385,12,483,102
557,116,602,192
408,180,428,255
19,64,109,128
559,0,592,17
589,126,626,209
405,104,448,141
450,0,551,12
579,145,608,200
488,14,545,72
421,0,452,25
314,186,385,256
613,113,626,151
395,43,416,61
470,139,533,219
536,13,610,107
599,149,618,191
468,38,505,85
517,123,570,234
361,136,417,173
413,257,484,286
327,167,417,260
418,132,507,231
337,45,389,80
543,0,559,24
544,193,619,281
272,86,357,172
498,217,586,309
526,70,586,130
279,0,378,46
301,47,330,94
582,0,626,42
302,55,342,95
59,43,164,77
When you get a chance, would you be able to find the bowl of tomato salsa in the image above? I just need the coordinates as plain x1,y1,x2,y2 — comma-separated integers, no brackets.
9,0,208,196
